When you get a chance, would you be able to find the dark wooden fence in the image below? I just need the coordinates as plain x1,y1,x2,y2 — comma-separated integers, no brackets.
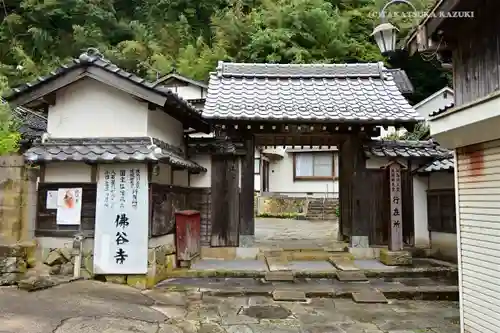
36,182,212,240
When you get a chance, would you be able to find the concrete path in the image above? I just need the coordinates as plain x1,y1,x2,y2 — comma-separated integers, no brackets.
0,280,459,332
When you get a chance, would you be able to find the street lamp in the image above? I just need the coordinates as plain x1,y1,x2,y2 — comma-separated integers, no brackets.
372,0,418,55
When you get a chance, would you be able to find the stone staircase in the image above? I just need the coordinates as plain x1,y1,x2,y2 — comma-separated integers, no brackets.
306,198,338,220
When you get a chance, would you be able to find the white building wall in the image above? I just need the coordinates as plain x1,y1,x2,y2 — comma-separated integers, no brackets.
146,109,184,147
415,89,454,119
44,162,93,182
266,149,339,198
189,154,212,188
413,176,429,248
47,78,148,138
163,83,207,100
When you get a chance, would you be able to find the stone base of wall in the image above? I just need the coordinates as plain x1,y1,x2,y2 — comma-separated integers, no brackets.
257,196,309,216
100,238,177,289
0,241,36,285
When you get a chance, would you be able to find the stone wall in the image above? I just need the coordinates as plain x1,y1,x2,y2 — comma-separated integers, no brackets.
257,195,309,216
98,234,177,289
37,234,177,289
0,242,36,285
0,155,37,243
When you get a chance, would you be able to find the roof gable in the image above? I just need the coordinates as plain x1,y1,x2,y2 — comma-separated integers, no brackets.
5,48,209,132
412,87,454,110
203,61,420,124
154,73,208,89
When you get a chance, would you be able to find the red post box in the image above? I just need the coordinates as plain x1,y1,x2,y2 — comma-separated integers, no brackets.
175,210,201,267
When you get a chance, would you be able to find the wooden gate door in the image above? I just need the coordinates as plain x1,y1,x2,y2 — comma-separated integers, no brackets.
210,155,240,247
366,169,414,246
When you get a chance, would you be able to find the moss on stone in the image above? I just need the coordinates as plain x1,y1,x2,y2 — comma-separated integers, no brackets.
105,275,126,284
126,275,148,289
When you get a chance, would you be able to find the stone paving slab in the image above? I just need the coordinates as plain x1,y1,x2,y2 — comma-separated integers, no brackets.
329,258,360,271
0,279,460,332
191,259,268,272
354,259,398,270
265,271,294,282
337,271,369,282
352,290,388,303
287,260,337,273
272,290,307,302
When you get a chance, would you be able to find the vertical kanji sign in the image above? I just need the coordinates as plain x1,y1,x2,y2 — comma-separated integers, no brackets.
389,162,403,251
93,163,149,274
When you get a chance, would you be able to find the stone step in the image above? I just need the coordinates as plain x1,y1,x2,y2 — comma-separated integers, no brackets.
272,290,307,302
265,271,294,282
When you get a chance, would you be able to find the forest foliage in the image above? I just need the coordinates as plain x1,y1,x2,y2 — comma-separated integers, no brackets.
0,0,449,103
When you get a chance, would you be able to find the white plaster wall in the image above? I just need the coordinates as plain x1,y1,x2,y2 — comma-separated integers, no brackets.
172,170,189,187
255,174,261,192
163,84,207,100
189,154,211,188
416,91,454,119
48,78,148,138
267,150,339,197
45,163,92,182
147,109,184,147
430,231,458,262
413,175,430,248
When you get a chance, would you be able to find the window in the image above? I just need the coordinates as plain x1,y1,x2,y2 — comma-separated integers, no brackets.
254,158,260,174
293,153,334,180
427,189,456,233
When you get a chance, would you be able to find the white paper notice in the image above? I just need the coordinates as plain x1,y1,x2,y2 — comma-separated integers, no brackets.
93,163,149,275
46,190,58,209
56,188,83,225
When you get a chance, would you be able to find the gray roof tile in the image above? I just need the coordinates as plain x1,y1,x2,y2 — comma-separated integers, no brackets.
417,155,454,173
203,61,420,123
429,102,454,117
364,139,450,159
5,48,206,127
24,137,206,172
384,69,414,95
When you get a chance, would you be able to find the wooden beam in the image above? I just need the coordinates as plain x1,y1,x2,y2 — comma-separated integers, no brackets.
7,68,86,107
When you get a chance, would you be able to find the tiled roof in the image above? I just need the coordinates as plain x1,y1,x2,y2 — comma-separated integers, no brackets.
384,69,414,95
429,102,454,117
203,61,420,123
4,48,206,127
417,154,454,173
364,139,450,158
24,137,206,172
12,107,47,141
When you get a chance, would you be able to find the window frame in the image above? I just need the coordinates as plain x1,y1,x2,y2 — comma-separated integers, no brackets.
292,152,335,181
427,189,456,234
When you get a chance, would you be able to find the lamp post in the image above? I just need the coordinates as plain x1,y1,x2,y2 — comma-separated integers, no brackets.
371,0,418,56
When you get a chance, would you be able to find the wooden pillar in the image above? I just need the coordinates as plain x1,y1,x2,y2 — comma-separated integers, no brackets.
210,154,240,247
340,134,370,247
240,137,255,235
